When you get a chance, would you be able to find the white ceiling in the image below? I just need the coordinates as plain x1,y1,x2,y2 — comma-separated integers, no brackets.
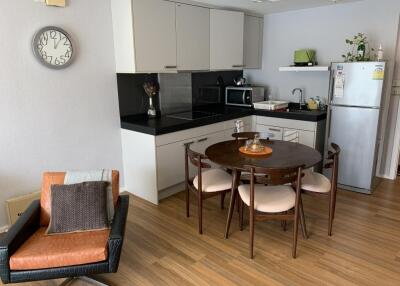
189,0,365,14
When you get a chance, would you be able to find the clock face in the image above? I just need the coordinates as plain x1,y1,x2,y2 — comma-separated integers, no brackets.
32,26,74,69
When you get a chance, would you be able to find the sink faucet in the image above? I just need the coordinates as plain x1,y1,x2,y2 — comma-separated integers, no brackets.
292,88,304,109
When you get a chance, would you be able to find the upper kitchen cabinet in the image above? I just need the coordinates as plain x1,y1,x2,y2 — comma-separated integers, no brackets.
243,15,263,69
176,3,210,71
111,0,177,73
210,9,244,70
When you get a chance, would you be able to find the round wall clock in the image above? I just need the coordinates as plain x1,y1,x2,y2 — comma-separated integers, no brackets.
32,26,74,69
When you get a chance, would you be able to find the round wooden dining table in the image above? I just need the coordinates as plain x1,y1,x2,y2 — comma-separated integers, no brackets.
205,139,322,238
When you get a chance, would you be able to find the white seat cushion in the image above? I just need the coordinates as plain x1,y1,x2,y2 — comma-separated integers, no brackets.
238,184,296,213
302,170,331,193
193,169,232,193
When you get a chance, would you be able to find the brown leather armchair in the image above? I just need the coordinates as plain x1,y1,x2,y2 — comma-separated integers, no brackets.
0,171,129,285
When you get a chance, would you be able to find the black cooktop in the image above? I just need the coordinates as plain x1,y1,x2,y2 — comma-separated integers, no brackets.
167,111,220,121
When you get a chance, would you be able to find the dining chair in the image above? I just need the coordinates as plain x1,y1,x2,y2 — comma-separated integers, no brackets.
237,164,304,259
185,143,233,234
301,143,340,236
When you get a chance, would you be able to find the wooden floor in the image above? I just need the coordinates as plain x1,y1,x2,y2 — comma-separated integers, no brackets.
6,177,400,286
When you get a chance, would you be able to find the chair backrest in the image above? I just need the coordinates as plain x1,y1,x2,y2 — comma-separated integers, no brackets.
325,142,340,192
232,132,273,141
184,144,211,190
243,164,304,186
40,170,119,226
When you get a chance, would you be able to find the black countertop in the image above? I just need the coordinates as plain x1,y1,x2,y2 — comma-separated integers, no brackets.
121,105,327,136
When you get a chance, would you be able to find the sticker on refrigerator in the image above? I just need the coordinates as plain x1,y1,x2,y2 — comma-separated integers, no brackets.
372,66,384,80
334,71,345,97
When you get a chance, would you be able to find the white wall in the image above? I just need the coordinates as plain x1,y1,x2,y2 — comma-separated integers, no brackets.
245,0,400,178
0,1,123,227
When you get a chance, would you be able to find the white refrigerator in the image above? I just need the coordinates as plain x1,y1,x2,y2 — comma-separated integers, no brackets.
327,62,386,194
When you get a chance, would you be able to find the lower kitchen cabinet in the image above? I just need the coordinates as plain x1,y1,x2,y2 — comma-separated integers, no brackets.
256,124,283,140
121,116,251,204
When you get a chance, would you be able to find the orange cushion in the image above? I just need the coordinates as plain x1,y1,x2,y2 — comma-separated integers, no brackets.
10,227,109,270
40,170,119,226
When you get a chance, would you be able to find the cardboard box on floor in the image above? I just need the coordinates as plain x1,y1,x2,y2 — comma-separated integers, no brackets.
6,192,41,225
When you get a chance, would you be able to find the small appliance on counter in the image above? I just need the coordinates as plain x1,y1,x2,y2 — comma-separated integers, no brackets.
225,86,264,108
294,49,317,66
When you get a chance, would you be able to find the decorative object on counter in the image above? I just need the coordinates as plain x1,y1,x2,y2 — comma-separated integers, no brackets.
239,134,273,156
234,120,244,133
377,44,384,61
143,78,159,118
233,76,247,86
342,33,376,62
294,49,317,66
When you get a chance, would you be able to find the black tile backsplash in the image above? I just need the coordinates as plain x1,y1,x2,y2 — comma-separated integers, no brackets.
116,73,159,117
117,70,243,117
192,70,242,107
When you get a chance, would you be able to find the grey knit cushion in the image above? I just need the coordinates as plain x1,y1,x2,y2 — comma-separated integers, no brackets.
46,181,110,235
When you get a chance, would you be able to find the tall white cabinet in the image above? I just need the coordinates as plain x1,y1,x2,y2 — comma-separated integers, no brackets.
210,9,244,70
244,15,263,69
132,0,177,73
176,3,210,71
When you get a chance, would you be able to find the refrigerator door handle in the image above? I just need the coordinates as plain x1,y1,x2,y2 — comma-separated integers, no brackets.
327,107,332,138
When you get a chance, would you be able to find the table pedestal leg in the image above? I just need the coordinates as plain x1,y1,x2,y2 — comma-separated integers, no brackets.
225,169,241,239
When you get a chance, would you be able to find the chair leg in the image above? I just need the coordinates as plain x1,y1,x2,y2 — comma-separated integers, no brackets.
292,206,300,259
225,169,240,239
186,185,190,218
198,190,203,234
220,191,226,210
239,196,244,231
249,205,255,259
328,192,335,236
299,197,308,239
236,192,240,213
281,212,287,232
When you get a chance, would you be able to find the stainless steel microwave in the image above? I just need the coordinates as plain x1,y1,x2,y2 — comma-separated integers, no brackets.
225,86,265,107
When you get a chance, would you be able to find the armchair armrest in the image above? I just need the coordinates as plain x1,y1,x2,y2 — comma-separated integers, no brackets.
0,200,40,284
108,195,129,272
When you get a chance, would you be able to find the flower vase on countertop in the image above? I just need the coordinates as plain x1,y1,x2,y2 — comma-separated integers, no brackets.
143,79,159,118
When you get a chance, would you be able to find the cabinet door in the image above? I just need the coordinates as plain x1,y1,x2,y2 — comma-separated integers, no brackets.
210,9,244,70
133,0,177,72
176,3,210,71
156,138,193,191
244,15,263,69
284,128,315,148
256,124,283,140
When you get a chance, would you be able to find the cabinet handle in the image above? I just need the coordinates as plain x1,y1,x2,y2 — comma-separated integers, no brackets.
269,128,281,132
197,137,208,143
183,141,194,147
232,64,244,68
165,65,177,69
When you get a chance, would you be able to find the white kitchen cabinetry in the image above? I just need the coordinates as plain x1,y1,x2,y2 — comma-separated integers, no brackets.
256,125,283,140
111,0,177,73
176,3,210,71
122,116,252,204
255,116,325,151
243,15,263,69
210,9,244,70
